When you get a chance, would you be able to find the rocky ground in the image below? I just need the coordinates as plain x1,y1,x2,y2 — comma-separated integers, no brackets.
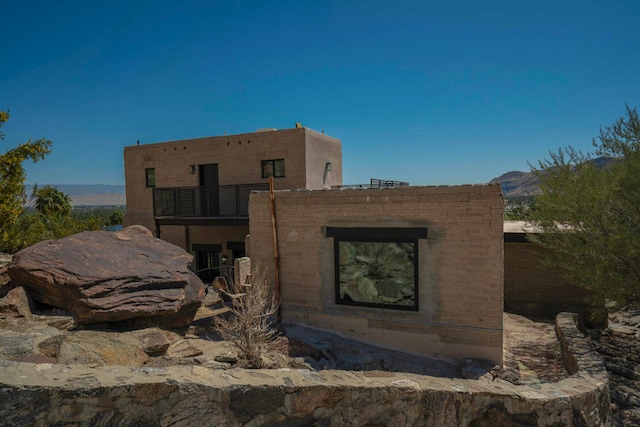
588,306,640,427
1,243,639,426
503,306,640,427
502,313,569,383
0,287,573,382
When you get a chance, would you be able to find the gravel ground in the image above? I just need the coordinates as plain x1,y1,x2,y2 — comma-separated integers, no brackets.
282,312,568,384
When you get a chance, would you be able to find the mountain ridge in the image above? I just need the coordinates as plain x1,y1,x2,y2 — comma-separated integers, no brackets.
489,171,540,198
27,156,616,203
490,156,615,198
26,184,125,207
27,184,125,195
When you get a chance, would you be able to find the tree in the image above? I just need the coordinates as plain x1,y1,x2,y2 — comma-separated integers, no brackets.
0,110,52,229
504,196,537,220
530,106,640,306
107,209,125,226
32,184,72,217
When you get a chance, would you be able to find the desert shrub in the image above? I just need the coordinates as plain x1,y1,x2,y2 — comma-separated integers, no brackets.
211,267,281,368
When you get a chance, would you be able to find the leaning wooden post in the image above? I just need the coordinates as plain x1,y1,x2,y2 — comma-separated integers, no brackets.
268,177,281,323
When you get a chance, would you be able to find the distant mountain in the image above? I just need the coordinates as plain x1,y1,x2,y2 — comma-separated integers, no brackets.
489,171,541,198
26,184,125,207
491,157,616,198
55,184,125,196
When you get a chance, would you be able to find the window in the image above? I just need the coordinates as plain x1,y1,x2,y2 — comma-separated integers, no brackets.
145,168,156,188
261,159,285,178
326,227,427,311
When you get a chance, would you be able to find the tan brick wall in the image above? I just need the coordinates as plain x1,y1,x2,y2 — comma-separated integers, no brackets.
157,225,187,248
123,128,342,241
504,242,589,320
157,224,249,260
249,184,504,365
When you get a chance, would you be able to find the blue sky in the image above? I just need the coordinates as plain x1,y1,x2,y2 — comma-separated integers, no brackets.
1,0,639,186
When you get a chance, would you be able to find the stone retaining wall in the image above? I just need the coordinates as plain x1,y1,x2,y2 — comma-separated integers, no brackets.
0,313,611,426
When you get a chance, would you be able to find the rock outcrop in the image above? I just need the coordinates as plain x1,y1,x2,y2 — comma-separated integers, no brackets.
0,286,34,319
0,253,12,288
8,226,205,329
0,302,613,426
590,307,640,426
0,317,611,426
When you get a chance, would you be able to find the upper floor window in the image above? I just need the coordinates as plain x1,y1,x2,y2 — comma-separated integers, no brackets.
145,168,156,187
262,159,285,178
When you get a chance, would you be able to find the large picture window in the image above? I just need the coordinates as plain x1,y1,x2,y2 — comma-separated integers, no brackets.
326,227,427,311
261,159,285,178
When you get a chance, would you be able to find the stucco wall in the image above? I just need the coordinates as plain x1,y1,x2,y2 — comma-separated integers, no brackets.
304,129,342,189
248,184,504,365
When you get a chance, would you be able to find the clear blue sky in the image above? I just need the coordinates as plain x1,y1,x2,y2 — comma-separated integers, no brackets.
2,0,639,186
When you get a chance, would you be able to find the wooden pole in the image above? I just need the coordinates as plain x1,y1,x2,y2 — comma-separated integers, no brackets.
268,177,281,323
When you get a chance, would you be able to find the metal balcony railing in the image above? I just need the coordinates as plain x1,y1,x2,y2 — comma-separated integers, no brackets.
333,178,410,189
153,183,269,219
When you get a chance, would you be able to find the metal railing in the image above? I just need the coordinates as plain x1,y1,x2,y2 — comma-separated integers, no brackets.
333,178,410,189
153,183,269,219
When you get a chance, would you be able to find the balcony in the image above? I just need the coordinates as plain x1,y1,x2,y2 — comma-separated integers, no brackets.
153,184,269,222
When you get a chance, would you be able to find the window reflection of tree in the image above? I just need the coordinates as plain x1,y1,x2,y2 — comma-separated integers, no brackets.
338,241,415,306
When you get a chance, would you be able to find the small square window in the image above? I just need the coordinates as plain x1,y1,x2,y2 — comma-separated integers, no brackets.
261,159,285,178
145,168,156,188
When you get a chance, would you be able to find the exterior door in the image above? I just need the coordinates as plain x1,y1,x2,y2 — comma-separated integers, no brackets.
193,244,222,283
199,164,219,216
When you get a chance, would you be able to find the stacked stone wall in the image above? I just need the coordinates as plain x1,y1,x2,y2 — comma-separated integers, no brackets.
0,313,610,425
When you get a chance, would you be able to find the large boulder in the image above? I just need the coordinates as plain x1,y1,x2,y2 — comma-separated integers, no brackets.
0,286,34,319
8,225,205,329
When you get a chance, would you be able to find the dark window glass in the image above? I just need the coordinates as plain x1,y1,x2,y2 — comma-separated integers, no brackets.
274,159,285,177
327,227,427,311
261,159,285,178
145,168,156,188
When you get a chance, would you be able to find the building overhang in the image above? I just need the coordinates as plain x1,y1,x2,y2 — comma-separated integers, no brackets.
155,218,249,227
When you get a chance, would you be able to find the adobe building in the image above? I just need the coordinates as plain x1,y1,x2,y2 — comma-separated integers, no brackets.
123,127,505,363
123,127,342,281
248,185,505,365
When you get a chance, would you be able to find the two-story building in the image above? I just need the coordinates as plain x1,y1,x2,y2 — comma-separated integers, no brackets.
122,126,343,281
123,126,506,364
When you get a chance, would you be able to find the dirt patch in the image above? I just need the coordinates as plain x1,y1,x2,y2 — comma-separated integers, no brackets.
281,313,570,383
